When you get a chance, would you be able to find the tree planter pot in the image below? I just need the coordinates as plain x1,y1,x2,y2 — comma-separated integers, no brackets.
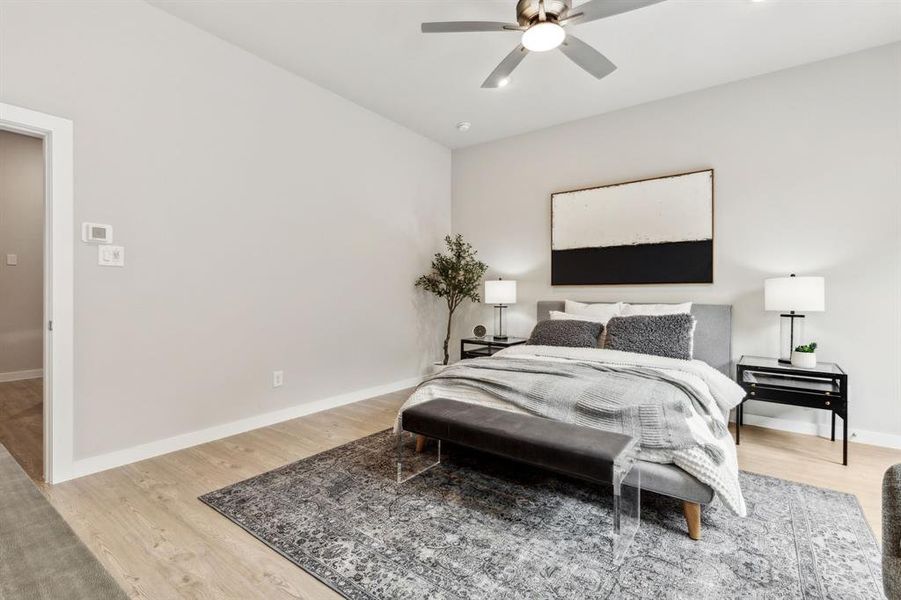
791,351,817,369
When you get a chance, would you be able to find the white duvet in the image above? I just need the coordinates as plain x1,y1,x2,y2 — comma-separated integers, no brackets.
398,345,748,516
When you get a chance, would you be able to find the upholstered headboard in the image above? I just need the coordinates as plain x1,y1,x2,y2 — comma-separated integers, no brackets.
536,301,733,375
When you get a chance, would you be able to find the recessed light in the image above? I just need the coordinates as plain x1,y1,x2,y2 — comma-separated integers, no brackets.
498,77,510,88
456,121,471,132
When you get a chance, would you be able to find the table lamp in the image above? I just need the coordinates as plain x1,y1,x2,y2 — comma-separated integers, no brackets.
764,274,825,363
485,279,516,340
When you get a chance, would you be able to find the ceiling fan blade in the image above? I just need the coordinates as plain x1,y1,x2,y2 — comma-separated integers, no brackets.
562,0,665,26
421,21,522,33
481,44,529,88
558,35,617,80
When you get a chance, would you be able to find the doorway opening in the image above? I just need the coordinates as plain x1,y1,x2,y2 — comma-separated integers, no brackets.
0,130,44,481
0,102,74,484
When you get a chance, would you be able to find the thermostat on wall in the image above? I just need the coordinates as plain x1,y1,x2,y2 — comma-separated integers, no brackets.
82,222,113,244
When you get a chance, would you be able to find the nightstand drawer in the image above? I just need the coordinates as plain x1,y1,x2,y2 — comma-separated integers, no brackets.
460,336,528,361
742,385,841,410
461,347,497,359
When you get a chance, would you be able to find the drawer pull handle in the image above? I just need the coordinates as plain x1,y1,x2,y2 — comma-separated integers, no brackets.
751,383,756,388
825,401,831,406
825,391,831,396
750,391,755,396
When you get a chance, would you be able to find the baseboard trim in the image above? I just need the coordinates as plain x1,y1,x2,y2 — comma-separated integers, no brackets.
738,412,901,450
0,368,43,383
63,379,901,481
67,375,422,482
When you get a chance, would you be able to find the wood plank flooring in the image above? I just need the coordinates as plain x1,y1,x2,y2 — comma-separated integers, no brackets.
0,381,897,599
0,378,42,481
734,420,900,543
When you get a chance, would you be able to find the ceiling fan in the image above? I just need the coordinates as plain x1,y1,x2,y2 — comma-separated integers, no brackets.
421,0,664,88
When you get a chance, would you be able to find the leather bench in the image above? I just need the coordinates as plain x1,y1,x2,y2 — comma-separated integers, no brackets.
401,398,638,486
398,398,642,557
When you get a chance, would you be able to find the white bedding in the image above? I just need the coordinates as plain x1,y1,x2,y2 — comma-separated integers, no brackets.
398,345,747,516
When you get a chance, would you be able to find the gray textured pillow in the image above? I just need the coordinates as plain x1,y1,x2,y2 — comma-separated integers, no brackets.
605,314,696,360
528,319,604,348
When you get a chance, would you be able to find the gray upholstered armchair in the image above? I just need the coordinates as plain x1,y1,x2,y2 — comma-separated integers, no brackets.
885,464,901,599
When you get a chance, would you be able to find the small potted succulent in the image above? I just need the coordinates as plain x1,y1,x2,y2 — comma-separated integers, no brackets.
791,342,818,368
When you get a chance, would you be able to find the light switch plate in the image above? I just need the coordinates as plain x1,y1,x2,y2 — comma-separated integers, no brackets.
98,245,125,267
5,254,17,266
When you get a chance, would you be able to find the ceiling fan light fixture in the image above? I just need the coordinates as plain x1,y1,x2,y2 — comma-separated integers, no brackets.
521,21,565,52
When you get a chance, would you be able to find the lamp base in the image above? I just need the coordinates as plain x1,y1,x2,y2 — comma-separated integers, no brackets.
493,304,509,340
779,312,806,363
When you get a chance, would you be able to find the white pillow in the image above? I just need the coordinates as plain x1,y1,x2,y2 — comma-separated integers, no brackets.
563,300,623,325
621,302,692,317
549,310,604,322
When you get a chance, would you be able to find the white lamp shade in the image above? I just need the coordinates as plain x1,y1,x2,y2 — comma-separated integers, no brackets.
485,279,517,305
764,276,825,312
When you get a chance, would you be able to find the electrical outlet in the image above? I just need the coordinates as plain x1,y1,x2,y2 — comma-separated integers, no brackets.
272,370,284,388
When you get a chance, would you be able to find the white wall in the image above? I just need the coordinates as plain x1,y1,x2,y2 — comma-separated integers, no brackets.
0,0,450,461
452,43,901,443
0,130,44,375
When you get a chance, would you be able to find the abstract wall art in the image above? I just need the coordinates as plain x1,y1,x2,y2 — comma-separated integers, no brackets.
551,169,714,285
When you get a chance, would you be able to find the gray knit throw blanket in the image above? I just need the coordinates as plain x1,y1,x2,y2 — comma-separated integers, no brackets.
420,357,729,464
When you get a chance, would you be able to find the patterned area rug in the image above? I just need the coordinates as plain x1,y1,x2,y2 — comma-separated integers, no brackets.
200,430,883,599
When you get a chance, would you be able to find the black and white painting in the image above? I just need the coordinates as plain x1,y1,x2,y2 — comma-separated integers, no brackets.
551,169,714,285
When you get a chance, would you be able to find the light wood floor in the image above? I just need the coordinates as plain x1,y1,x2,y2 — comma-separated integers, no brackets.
0,378,43,481
2,383,897,599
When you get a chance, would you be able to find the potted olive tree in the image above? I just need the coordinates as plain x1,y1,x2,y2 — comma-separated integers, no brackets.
416,234,487,368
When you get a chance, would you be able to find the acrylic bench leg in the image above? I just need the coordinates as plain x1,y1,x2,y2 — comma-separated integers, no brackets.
683,501,702,541
397,432,441,484
612,460,640,563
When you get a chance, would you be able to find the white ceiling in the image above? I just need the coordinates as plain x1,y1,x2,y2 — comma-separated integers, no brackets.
149,0,901,148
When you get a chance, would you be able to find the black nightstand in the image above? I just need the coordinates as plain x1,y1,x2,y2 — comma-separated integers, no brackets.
460,336,528,359
735,355,848,465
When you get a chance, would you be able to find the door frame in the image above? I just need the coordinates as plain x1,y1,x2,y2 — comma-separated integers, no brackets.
0,103,74,483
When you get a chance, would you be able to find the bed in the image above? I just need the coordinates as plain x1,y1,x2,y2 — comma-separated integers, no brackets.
539,302,735,533
398,301,744,539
